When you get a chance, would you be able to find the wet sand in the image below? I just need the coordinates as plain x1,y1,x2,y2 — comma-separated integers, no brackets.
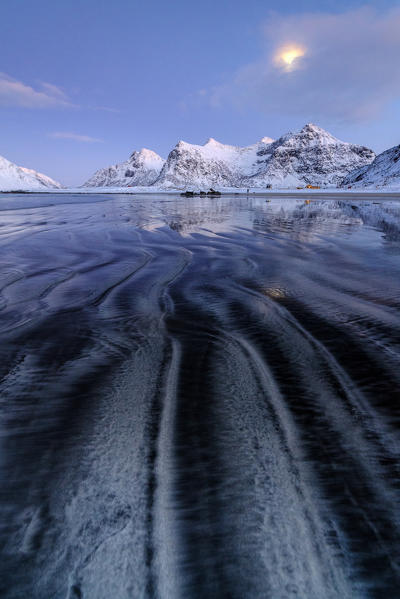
0,193,399,598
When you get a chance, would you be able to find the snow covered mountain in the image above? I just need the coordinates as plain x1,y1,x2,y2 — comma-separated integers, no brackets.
242,124,375,188
84,148,165,187
152,124,375,189
342,144,400,189
0,155,61,191
81,124,376,190
153,137,275,189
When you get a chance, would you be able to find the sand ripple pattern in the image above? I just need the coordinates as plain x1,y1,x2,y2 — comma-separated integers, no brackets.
0,193,399,598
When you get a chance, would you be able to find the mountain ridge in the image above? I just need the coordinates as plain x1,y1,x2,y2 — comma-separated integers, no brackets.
83,123,376,190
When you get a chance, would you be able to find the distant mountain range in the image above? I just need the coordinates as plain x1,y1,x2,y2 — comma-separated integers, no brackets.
83,124,387,190
0,124,399,191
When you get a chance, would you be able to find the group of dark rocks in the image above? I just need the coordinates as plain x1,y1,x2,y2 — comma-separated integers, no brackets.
180,188,222,197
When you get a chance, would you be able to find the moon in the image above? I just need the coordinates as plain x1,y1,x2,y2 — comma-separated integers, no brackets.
275,45,305,70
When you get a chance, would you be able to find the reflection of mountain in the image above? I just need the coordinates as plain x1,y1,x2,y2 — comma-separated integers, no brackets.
159,197,252,234
251,199,400,246
337,201,400,243
252,200,363,243
136,195,400,247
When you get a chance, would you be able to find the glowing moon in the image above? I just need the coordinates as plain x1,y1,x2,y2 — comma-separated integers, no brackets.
281,49,303,65
275,45,305,70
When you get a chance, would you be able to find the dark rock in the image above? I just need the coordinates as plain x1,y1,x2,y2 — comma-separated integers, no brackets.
207,188,222,196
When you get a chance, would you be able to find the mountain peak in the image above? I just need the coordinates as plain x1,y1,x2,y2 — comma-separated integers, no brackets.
205,137,220,146
139,147,155,155
301,123,324,134
299,123,338,139
260,136,274,144
293,123,341,146
129,147,160,159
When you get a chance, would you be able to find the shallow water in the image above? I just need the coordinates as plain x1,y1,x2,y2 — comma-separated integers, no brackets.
0,192,399,598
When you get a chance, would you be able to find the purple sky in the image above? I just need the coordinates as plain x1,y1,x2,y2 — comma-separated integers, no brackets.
1,0,400,185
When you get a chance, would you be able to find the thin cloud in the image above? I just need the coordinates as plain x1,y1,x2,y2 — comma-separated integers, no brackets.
0,73,75,108
49,132,103,143
210,7,400,123
91,105,121,114
39,82,68,100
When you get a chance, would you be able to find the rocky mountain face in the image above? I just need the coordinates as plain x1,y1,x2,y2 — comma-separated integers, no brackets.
83,148,165,187
242,124,375,188
153,137,275,189
342,144,400,189
0,155,62,191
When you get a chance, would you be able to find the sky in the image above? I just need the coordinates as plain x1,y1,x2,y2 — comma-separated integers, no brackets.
2,0,400,186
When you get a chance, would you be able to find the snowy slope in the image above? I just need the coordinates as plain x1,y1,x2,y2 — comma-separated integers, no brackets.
243,124,375,188
0,155,62,191
342,144,400,189
154,137,275,189
84,148,165,187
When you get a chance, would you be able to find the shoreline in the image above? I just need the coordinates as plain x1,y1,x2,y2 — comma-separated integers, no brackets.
1,189,400,199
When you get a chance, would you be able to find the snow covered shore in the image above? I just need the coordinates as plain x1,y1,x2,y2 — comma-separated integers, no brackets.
4,186,399,195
